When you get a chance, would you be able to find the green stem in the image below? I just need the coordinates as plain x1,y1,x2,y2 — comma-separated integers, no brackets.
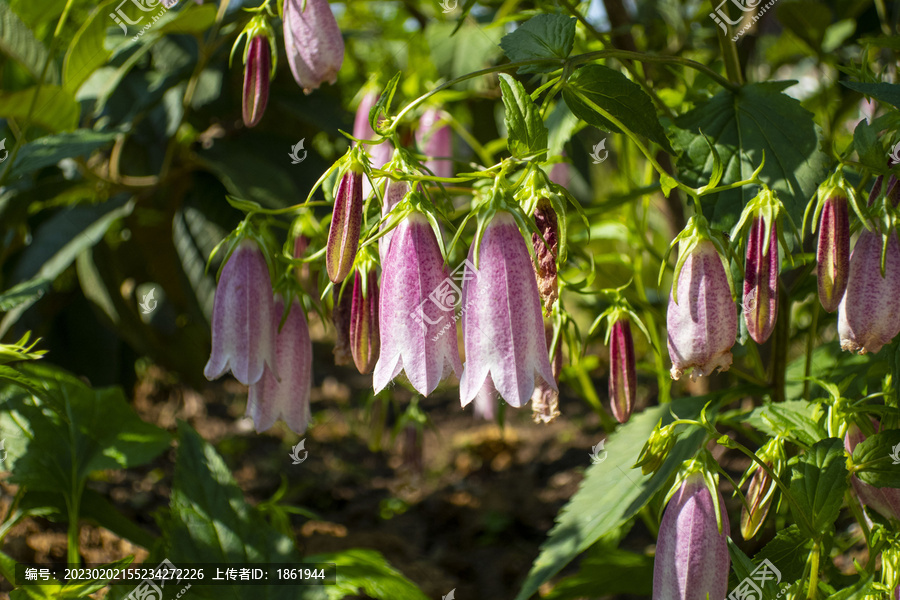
807,542,820,599
568,50,738,92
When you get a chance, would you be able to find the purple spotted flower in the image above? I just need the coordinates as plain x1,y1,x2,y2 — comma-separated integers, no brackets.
247,296,312,434
283,0,344,94
204,240,277,385
838,230,900,354
667,240,737,380
459,211,556,408
653,472,730,600
373,212,462,395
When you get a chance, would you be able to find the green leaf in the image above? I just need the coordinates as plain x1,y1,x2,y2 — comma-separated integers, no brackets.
852,118,884,171
852,429,900,488
753,525,810,585
542,544,653,599
62,0,117,95
788,438,847,540
7,130,117,179
562,64,674,155
0,197,134,337
775,1,833,53
745,400,826,448
499,73,548,161
841,80,900,111
154,3,218,36
726,539,792,599
673,82,831,231
0,277,49,311
513,396,709,600
498,14,575,74
0,0,57,83
823,574,875,600
0,85,79,131
305,549,429,600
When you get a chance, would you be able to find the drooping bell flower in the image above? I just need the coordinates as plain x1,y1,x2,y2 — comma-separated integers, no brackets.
353,90,393,198
838,229,900,354
743,216,779,344
531,197,559,315
473,379,498,421
242,34,271,128
350,269,380,374
204,240,277,385
247,296,312,434
531,324,562,424
283,0,344,94
326,163,364,283
459,211,557,408
653,472,730,600
667,239,737,380
332,284,353,366
609,318,636,423
816,194,850,312
416,108,453,179
379,179,409,264
373,212,462,396
845,421,900,522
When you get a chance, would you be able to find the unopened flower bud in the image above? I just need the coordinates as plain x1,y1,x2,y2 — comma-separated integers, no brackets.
635,422,679,476
283,0,344,94
743,216,779,344
816,194,850,312
350,269,380,374
242,35,271,128
326,165,364,283
609,318,636,423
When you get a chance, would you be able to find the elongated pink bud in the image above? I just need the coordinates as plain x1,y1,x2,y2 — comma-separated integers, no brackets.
531,197,559,315
373,213,462,396
283,0,344,94
838,230,900,354
740,465,773,540
247,296,312,434
667,241,737,380
743,216,779,344
204,240,277,385
350,269,380,374
332,285,353,366
326,167,363,283
416,108,452,179
845,422,900,522
816,195,850,312
609,319,636,423
460,212,557,408
242,35,270,128
653,473,730,600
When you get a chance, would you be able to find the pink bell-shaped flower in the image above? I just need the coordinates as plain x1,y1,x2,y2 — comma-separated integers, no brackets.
416,108,453,179
667,240,737,380
378,179,409,264
204,240,277,385
459,211,557,408
653,472,730,600
283,0,344,94
247,296,312,434
838,229,900,354
373,212,462,395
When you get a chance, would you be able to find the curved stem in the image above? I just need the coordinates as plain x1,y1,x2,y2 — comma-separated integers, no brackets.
569,50,739,92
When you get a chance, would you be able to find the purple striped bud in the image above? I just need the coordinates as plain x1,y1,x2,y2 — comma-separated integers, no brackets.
204,240,277,385
609,319,636,423
283,0,344,94
373,213,462,396
326,166,363,283
845,422,900,522
531,197,559,315
247,296,312,434
350,269,380,374
667,240,737,380
816,194,850,312
743,216,779,344
653,473,730,600
740,465,774,540
838,230,900,354
416,108,453,179
459,212,557,408
242,35,270,128
332,285,353,366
